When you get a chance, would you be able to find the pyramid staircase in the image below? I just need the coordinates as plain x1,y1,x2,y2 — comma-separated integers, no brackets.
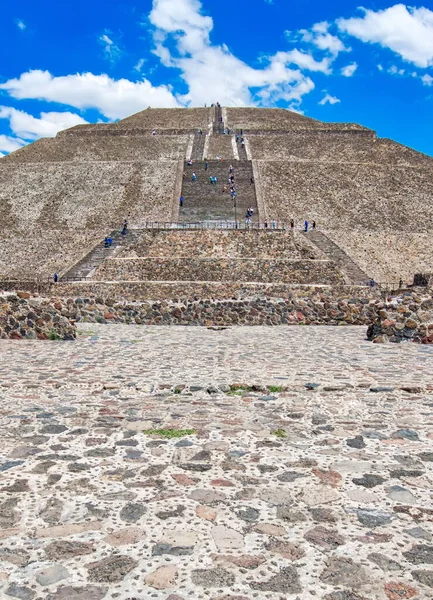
60,230,140,282
305,231,370,285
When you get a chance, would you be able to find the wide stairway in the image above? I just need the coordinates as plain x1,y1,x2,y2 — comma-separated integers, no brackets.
179,106,258,223
305,231,369,285
179,160,258,223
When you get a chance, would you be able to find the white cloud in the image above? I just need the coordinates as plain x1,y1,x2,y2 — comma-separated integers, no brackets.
277,49,331,73
149,0,315,106
297,21,348,55
388,65,405,76
422,73,433,85
134,58,146,72
0,106,89,139
337,4,433,68
15,19,26,31
98,32,122,63
341,62,358,77
319,93,341,105
0,70,180,120
0,134,27,153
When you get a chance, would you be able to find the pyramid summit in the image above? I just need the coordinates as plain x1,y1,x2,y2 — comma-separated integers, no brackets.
0,105,432,288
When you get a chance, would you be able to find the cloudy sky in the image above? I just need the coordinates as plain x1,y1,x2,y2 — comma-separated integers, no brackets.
1,0,433,156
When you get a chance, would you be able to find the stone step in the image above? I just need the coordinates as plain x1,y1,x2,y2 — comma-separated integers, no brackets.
60,230,141,282
180,159,258,223
304,231,369,285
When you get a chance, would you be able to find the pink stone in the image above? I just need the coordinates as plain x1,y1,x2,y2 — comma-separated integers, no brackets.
195,505,217,521
145,566,178,590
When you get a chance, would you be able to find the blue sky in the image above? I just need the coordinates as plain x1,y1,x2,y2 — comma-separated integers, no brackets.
1,0,433,156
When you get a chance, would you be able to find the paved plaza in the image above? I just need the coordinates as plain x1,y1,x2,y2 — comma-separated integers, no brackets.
0,325,432,599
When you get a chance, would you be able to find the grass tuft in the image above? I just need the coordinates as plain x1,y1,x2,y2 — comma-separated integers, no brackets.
143,428,196,439
271,428,287,438
268,385,284,393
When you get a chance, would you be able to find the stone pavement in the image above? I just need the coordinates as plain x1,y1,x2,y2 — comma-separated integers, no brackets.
0,325,432,600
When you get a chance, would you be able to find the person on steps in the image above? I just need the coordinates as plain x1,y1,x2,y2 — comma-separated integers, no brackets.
304,220,308,233
192,172,197,181
179,196,184,207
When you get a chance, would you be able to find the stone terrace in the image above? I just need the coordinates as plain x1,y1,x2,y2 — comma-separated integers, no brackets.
0,325,432,600
257,161,433,232
225,107,370,131
1,135,189,164
326,231,433,285
0,160,182,279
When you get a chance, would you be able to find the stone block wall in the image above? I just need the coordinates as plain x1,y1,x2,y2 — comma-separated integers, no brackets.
93,257,344,285
119,230,318,260
367,291,433,343
0,292,76,340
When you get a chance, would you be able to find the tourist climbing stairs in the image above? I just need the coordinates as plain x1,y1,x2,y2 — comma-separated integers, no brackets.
60,230,140,282
237,137,248,160
305,230,370,285
179,160,258,223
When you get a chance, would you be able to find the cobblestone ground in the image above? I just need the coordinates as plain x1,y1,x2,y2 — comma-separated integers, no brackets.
0,325,432,600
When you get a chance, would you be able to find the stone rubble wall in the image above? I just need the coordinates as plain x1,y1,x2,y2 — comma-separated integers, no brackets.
367,291,433,344
6,289,433,341
0,292,76,340
1,290,384,329
93,258,344,285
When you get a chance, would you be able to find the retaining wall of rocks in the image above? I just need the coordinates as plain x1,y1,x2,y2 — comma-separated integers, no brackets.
367,291,433,344
2,291,383,328
3,289,432,342
0,292,76,340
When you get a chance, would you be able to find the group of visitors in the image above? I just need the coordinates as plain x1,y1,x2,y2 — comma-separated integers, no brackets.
302,220,316,232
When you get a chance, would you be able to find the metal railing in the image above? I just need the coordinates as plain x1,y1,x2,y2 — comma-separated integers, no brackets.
141,221,293,231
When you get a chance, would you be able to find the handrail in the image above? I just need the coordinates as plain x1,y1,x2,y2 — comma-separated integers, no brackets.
140,221,295,231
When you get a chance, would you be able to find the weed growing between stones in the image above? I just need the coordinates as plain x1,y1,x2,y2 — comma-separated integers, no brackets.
143,428,196,438
272,428,287,438
49,331,60,341
268,385,284,393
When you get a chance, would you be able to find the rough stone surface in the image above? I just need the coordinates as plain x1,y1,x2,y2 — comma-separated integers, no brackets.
0,324,431,600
